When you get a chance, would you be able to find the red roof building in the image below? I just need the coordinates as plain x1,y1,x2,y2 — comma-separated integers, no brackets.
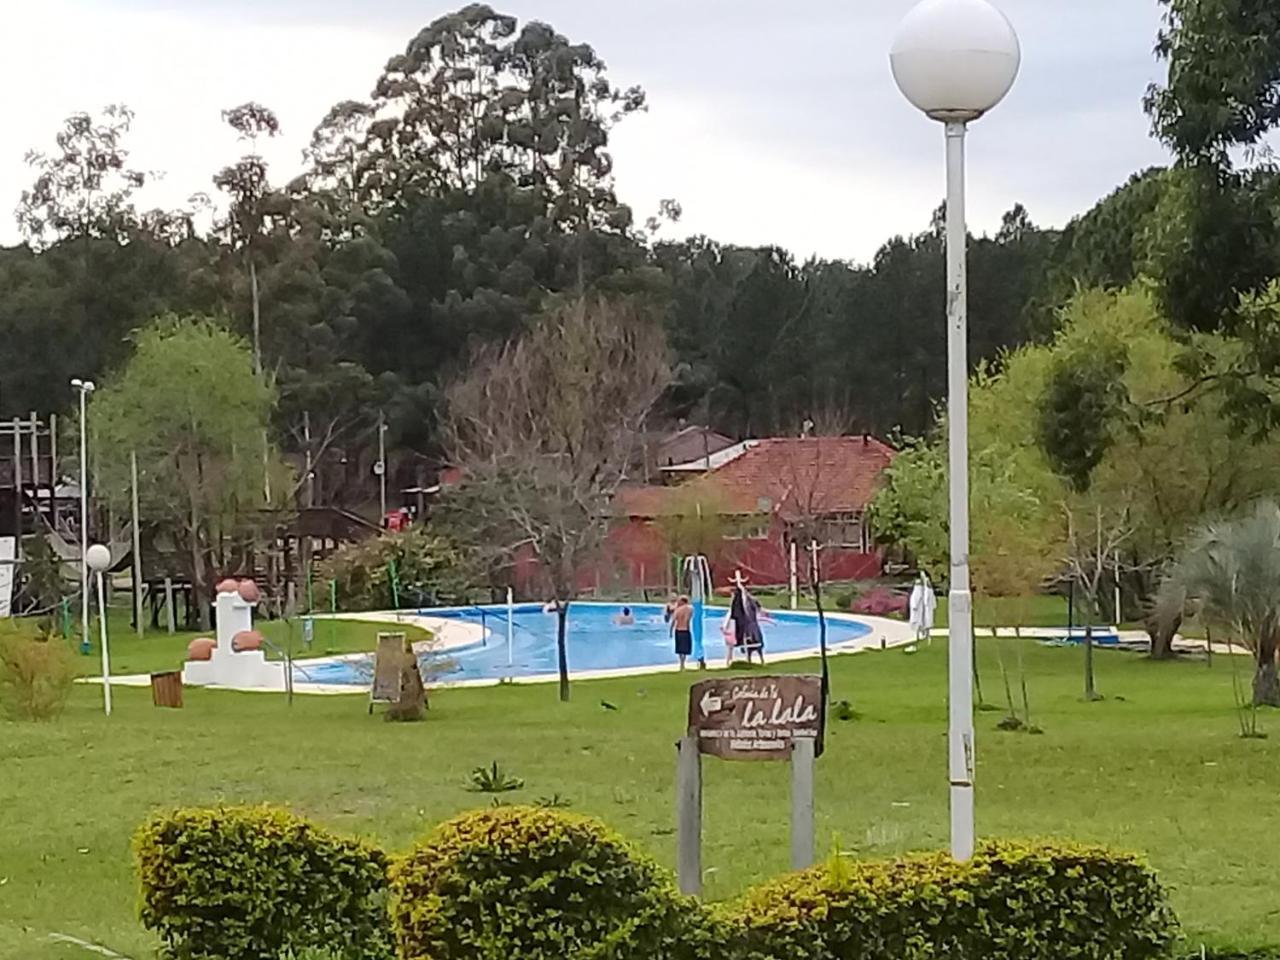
606,435,896,591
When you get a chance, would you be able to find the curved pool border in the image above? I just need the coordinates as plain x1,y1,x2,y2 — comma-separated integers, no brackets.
319,602,917,691
93,604,919,695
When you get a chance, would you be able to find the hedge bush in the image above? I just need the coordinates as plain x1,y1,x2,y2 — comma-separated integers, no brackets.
729,839,1177,960
136,805,1177,960
134,805,392,960
389,805,718,960
317,527,471,611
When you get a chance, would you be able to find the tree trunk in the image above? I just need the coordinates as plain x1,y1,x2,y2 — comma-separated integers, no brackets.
556,600,570,702
1253,633,1280,707
811,576,828,754
249,256,262,378
187,488,210,632
1146,610,1180,660
812,577,828,704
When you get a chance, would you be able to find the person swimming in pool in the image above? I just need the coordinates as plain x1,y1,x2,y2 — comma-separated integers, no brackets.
614,606,636,626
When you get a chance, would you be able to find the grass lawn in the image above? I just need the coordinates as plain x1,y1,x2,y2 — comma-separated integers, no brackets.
63,608,430,677
2,636,1278,958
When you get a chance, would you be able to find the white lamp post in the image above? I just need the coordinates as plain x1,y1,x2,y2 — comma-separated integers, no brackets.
890,0,1020,862
71,378,96,656
85,543,113,716
376,411,388,521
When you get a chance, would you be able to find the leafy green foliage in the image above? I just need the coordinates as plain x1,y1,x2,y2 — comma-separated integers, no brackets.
1146,1,1280,164
1037,334,1130,492
467,761,524,793
133,805,391,960
389,806,715,960
90,316,288,628
730,840,1176,960
133,803,1180,960
317,527,472,611
0,622,75,720
877,287,1280,643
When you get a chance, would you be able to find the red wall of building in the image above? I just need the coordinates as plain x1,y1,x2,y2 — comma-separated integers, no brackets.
509,518,885,597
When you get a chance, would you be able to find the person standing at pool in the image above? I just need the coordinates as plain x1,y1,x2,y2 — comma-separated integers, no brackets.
670,596,695,670
725,571,754,667
744,593,770,665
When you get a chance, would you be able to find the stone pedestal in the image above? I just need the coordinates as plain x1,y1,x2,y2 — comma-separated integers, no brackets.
183,581,285,690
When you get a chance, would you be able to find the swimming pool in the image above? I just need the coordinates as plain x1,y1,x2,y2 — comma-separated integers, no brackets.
293,602,878,686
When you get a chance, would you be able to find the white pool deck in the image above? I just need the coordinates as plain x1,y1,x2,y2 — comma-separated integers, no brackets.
80,605,918,696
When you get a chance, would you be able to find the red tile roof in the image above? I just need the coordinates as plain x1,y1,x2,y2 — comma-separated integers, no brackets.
615,436,895,519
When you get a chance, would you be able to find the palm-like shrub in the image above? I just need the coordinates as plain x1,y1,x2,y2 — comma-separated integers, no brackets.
1157,501,1280,706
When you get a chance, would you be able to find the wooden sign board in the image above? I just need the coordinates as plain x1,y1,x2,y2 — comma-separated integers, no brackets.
371,632,407,703
687,675,823,760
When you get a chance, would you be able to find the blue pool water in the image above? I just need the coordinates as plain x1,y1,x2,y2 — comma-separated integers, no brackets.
293,603,873,686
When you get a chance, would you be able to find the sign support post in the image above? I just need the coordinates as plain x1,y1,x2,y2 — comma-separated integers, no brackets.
790,737,816,870
678,675,822,894
676,735,702,896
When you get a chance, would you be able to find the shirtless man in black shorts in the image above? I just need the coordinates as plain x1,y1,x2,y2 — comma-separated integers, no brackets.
670,596,695,671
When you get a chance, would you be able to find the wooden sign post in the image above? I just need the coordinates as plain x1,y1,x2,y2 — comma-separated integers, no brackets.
677,675,823,895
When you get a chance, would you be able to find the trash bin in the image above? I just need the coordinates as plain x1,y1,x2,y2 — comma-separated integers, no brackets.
150,671,183,709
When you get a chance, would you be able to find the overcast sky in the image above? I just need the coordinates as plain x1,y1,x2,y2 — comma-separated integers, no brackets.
4,0,1174,262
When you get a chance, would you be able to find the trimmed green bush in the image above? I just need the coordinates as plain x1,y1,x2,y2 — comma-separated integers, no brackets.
134,805,392,960
389,805,717,960
729,839,1177,960
135,804,1177,960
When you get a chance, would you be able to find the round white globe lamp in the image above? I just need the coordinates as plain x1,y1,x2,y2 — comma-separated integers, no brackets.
890,0,1021,122
85,543,111,573
889,0,1020,864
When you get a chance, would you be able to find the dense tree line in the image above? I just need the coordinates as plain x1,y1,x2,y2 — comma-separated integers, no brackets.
0,4,1062,476
1,0,1278,493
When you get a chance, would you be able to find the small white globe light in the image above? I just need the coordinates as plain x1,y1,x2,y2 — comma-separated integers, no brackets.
890,0,1021,122
85,544,112,573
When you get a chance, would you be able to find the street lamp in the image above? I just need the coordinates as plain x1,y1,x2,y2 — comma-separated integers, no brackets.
376,412,388,522
85,542,113,716
890,0,1020,862
71,378,96,656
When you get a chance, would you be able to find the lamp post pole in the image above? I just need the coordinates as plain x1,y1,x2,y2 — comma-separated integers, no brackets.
891,0,1020,862
943,118,975,860
96,566,112,716
378,412,388,521
72,379,95,655
86,543,112,716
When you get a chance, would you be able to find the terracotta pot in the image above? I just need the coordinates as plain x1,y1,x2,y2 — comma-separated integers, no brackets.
187,637,216,661
232,630,265,653
237,579,261,603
